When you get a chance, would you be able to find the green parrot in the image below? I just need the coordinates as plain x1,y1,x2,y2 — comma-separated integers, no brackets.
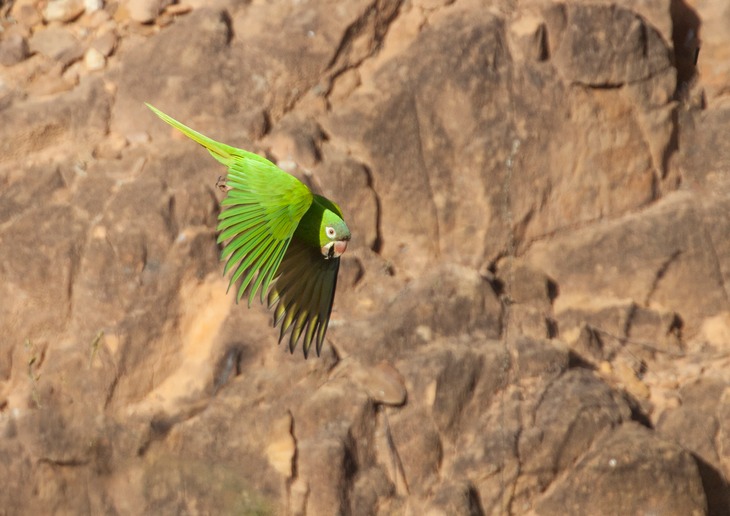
147,104,350,358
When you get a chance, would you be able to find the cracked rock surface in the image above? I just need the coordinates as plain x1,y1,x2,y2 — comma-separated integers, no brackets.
1,0,729,514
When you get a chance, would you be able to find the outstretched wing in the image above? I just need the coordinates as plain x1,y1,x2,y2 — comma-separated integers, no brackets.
268,238,340,358
219,160,313,306
147,104,313,305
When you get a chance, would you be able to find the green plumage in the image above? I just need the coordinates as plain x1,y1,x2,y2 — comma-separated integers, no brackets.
147,104,350,357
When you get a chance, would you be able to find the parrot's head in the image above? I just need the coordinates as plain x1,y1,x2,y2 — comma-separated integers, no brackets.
320,211,351,260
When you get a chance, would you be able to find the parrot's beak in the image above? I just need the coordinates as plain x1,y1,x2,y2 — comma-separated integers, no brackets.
334,239,348,257
322,239,348,259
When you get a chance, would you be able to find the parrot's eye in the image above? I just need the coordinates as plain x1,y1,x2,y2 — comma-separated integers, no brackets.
325,226,336,239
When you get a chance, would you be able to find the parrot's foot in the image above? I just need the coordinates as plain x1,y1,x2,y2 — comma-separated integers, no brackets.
216,176,231,192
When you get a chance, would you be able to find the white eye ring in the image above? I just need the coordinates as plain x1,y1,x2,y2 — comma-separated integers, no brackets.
325,226,336,239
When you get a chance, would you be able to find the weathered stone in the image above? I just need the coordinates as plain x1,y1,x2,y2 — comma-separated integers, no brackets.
508,13,549,63
350,466,395,516
1,33,30,67
685,0,730,100
534,423,707,514
84,47,106,71
325,3,678,282
547,3,672,86
43,0,86,23
28,26,84,66
0,0,729,514
718,387,730,487
368,265,502,357
10,0,43,27
343,360,407,406
81,8,112,29
265,412,295,477
128,0,168,23
657,378,730,513
515,369,632,504
512,336,569,380
388,408,443,493
315,147,381,252
94,132,128,159
525,191,730,338
84,0,104,13
265,114,324,169
424,479,483,516
0,77,110,162
90,29,118,57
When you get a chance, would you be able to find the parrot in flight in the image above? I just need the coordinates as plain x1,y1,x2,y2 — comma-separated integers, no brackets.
147,104,350,358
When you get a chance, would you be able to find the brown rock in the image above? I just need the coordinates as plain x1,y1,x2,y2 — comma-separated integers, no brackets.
694,312,730,351
0,0,728,514
84,0,104,13
315,147,381,252
128,0,172,23
679,101,730,187
548,3,671,86
343,360,407,406
370,265,502,357
685,0,730,100
534,423,707,514
265,412,295,477
719,388,730,488
84,47,106,71
93,132,128,159
509,12,549,63
0,33,30,66
293,377,376,514
0,77,110,162
141,455,275,514
265,114,324,170
26,64,76,96
113,8,238,139
325,3,677,281
515,369,632,503
90,28,118,57
424,479,483,516
28,26,85,66
80,7,112,29
10,0,43,28
524,191,730,338
558,300,683,365
512,336,569,380
388,408,443,493
164,3,193,16
657,378,730,513
350,466,395,516
43,0,86,23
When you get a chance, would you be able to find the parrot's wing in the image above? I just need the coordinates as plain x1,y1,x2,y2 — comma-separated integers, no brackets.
219,159,313,306
146,104,314,306
267,238,340,358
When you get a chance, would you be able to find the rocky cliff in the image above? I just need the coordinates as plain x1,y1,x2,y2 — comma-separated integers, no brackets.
1,0,729,514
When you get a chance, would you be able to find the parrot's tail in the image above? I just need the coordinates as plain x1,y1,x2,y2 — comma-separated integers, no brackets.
146,103,236,166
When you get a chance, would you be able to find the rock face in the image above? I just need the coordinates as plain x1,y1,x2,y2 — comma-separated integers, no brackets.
1,0,729,514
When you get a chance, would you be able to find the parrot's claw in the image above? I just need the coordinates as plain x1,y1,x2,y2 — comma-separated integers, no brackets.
216,176,230,192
